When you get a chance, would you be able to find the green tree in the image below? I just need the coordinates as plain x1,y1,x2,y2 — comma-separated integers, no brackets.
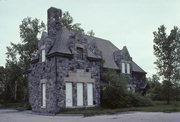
61,11,84,33
87,30,95,36
101,69,127,108
0,66,6,102
5,17,45,102
153,25,180,104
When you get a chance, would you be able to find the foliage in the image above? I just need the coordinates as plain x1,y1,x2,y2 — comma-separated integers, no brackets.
101,69,152,108
147,75,180,101
61,11,84,34
2,17,45,103
153,25,180,104
127,92,152,107
147,82,163,100
61,11,95,35
87,30,95,36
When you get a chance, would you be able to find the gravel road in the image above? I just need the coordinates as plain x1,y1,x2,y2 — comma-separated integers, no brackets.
0,109,180,122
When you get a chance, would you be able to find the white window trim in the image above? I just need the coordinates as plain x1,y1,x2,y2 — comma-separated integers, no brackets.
42,49,45,62
122,63,125,73
41,83,46,108
77,83,84,106
127,63,130,74
66,82,73,107
87,83,93,106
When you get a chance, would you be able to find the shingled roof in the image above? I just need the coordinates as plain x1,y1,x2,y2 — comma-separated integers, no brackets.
85,36,119,69
48,27,72,56
47,27,146,73
131,61,146,73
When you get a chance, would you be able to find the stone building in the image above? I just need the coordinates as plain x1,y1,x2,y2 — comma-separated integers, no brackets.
28,7,146,113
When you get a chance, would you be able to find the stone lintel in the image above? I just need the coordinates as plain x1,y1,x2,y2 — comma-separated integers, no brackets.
64,69,95,82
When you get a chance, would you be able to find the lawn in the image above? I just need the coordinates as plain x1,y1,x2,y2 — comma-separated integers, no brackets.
60,101,180,116
0,102,30,111
1,101,180,116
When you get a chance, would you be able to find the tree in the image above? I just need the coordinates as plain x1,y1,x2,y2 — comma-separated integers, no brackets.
0,66,6,102
87,30,95,36
153,25,180,104
162,80,173,103
101,69,128,108
61,11,84,34
5,17,45,102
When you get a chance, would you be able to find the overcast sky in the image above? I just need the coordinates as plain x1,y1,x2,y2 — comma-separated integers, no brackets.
0,0,180,77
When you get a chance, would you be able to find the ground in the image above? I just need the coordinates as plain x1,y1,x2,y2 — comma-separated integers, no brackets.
0,109,180,122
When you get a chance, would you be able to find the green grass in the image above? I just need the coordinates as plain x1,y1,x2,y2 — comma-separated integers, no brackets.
60,101,180,116
0,102,30,111
1,101,180,116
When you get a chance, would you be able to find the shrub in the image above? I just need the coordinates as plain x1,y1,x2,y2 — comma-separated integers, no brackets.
128,92,152,107
101,69,152,108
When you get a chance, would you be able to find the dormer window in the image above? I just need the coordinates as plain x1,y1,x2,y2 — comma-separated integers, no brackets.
127,63,130,74
122,63,125,73
42,49,45,62
77,47,83,60
121,63,130,74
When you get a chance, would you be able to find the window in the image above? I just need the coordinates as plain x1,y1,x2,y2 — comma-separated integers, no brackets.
41,83,46,107
77,83,83,106
127,63,130,74
66,82,73,107
42,49,45,62
122,63,125,73
122,63,130,74
77,47,83,60
87,83,93,106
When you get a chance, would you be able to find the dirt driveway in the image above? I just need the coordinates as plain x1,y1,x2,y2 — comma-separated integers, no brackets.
0,109,180,122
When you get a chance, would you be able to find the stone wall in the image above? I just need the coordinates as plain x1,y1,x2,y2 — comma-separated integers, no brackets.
28,31,101,113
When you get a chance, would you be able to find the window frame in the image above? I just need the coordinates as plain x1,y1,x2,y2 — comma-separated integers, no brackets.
122,62,125,73
42,49,46,62
76,47,83,60
41,83,46,108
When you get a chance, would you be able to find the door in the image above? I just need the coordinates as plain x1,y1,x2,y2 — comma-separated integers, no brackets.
77,83,83,106
66,82,73,107
87,83,93,106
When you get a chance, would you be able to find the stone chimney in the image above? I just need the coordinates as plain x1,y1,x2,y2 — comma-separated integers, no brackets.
47,7,62,37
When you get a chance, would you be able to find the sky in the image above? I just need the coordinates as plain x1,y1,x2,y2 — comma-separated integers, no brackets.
0,0,180,77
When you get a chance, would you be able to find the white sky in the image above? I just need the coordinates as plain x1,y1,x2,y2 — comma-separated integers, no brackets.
0,0,180,77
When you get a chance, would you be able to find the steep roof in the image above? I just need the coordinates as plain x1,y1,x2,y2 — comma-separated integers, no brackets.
47,27,146,73
131,61,146,73
85,36,119,69
48,27,72,56
87,49,101,60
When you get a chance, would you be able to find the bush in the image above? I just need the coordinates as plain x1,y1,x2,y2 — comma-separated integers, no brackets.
101,69,152,108
128,92,152,107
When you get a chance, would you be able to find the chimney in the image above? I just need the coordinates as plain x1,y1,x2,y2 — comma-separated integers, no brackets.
47,7,62,37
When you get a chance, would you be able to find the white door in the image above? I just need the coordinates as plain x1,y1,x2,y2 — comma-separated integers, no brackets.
87,83,93,106
66,82,73,107
77,83,83,106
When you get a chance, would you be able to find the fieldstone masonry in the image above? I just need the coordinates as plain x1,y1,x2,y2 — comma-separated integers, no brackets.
28,7,147,114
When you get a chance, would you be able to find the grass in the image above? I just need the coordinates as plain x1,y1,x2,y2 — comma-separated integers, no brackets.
0,102,31,111
1,101,180,116
60,101,180,116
